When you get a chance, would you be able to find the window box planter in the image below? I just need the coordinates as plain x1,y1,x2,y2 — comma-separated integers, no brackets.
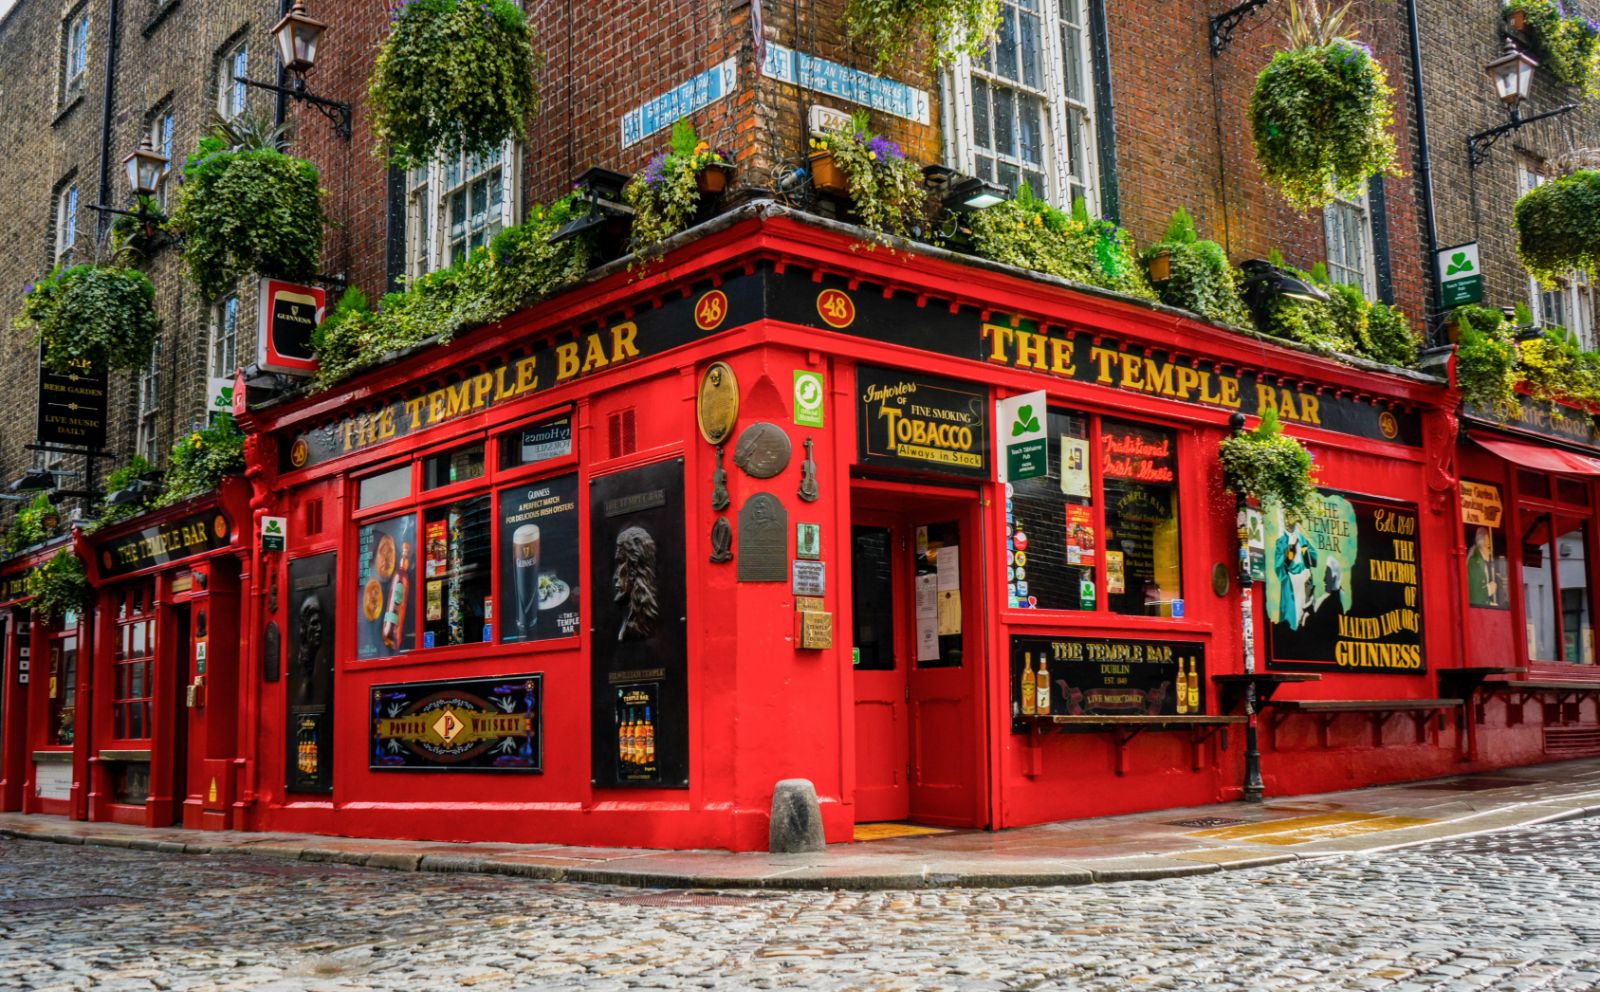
808,151,850,196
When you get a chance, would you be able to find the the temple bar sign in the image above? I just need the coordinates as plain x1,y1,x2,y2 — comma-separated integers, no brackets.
257,278,325,376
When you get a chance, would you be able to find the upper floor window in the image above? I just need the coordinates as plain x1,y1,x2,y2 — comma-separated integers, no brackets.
1323,188,1376,300
1519,158,1596,347
217,38,248,120
137,340,161,462
210,294,239,380
61,7,89,104
53,181,78,264
406,145,516,278
148,103,175,208
943,0,1100,208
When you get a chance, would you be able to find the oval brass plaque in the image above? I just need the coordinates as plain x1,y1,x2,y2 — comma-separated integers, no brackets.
697,362,740,445
733,422,792,479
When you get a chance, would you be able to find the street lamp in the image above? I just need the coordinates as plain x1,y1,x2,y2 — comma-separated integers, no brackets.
273,0,328,75
1467,40,1576,169
122,136,169,198
236,1,351,140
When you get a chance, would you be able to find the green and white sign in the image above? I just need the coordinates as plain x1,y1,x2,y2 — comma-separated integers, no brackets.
261,516,287,552
997,390,1047,482
794,370,825,428
1438,242,1483,307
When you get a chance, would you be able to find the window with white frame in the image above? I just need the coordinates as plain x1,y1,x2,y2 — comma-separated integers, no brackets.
1323,187,1376,300
943,0,1100,208
1519,159,1596,347
137,340,161,462
210,294,239,380
216,38,248,120
61,6,88,104
149,103,174,207
405,145,516,278
53,181,78,264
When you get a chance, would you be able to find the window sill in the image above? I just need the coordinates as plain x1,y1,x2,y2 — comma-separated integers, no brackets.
1000,609,1214,635
141,0,181,38
52,91,84,127
349,636,581,672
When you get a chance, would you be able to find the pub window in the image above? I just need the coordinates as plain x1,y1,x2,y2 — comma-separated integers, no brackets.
112,586,156,741
1006,408,1183,617
1518,469,1597,665
47,621,78,747
148,102,175,209
1323,187,1376,301
351,408,581,660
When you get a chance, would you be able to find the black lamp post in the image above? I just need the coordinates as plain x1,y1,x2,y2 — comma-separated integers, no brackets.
1228,409,1266,803
236,1,351,140
1468,41,1577,169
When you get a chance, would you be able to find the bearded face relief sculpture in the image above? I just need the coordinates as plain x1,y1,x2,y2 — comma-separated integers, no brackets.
613,525,660,642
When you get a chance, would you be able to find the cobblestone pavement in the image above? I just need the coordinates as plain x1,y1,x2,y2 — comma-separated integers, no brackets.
4,819,1600,991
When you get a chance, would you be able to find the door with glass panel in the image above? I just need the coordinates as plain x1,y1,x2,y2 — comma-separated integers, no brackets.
1521,509,1595,665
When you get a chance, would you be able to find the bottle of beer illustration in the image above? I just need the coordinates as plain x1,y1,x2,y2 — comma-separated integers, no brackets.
381,542,413,650
1175,659,1189,715
1035,653,1051,716
642,706,655,766
1187,658,1200,713
620,712,633,766
1021,654,1037,717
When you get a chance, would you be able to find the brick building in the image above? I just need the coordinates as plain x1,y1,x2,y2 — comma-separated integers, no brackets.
0,0,285,514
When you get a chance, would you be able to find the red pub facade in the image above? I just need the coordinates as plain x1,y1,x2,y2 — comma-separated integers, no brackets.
3,207,1600,851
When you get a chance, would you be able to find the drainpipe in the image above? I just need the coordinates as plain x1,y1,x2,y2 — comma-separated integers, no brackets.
95,0,123,239
1403,0,1443,341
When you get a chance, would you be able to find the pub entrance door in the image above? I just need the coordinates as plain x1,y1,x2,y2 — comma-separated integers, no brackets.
850,484,985,828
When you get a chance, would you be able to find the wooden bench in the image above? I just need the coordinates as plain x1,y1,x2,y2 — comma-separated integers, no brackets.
1212,673,1322,713
1436,667,1528,760
1025,714,1244,775
1478,679,1600,707
1264,699,1461,750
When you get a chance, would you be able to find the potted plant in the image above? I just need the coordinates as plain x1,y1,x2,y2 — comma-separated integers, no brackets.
806,111,927,239
1144,208,1248,325
12,263,161,373
1502,0,1600,95
25,550,90,623
368,0,542,170
1515,167,1600,284
623,120,734,254
965,185,1157,301
1451,305,1520,416
842,0,1000,70
168,119,328,299
158,417,246,507
1,493,61,557
1249,0,1400,210
1218,407,1320,519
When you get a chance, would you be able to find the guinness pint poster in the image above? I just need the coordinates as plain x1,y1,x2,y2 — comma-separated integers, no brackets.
1265,491,1424,674
856,366,989,478
498,473,581,643
589,459,687,788
370,674,541,772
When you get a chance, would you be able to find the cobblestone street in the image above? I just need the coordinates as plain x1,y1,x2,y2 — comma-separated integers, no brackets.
4,817,1600,992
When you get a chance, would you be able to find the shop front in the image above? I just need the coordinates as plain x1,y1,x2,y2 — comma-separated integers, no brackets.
79,488,248,829
233,206,1472,852
0,541,85,819
1454,394,1600,764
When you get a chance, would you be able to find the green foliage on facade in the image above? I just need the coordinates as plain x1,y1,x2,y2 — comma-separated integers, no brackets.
1218,406,1320,520
368,0,542,171
24,550,89,623
13,264,161,373
841,0,1000,69
157,417,245,508
624,120,730,253
810,112,930,240
1514,169,1600,285
1505,0,1600,95
1145,208,1251,326
967,185,1156,300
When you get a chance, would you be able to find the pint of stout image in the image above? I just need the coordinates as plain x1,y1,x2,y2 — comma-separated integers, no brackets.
513,524,541,636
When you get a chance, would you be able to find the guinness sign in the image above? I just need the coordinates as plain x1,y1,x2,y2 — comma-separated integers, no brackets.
257,278,326,376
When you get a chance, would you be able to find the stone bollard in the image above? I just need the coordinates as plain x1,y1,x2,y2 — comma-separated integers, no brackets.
768,778,825,853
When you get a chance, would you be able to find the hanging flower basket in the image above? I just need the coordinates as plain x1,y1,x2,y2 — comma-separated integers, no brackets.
369,0,543,171
696,163,734,197
841,0,1000,70
13,264,161,373
1249,1,1400,211
1503,0,1600,95
1218,407,1319,519
1515,168,1600,285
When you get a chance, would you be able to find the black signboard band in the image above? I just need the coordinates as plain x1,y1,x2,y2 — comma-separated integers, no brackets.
96,510,232,579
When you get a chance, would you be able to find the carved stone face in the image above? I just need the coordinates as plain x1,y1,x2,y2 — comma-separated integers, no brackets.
297,594,324,670
612,526,659,641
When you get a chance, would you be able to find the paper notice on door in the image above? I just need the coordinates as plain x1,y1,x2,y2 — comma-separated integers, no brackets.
936,589,962,636
915,573,939,661
936,544,960,591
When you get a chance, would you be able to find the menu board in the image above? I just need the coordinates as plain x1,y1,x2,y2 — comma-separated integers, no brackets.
498,473,582,643
357,515,417,659
1009,635,1205,731
1265,491,1424,673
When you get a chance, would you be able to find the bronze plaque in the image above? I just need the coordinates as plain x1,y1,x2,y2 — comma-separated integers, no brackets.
733,422,791,479
697,363,740,445
796,611,833,650
737,493,788,582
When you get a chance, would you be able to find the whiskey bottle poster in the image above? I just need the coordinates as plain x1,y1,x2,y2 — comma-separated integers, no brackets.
356,514,416,659
589,458,688,788
1008,634,1204,732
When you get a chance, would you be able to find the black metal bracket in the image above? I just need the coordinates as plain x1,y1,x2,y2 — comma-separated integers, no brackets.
1210,0,1271,57
1467,103,1578,169
236,74,351,140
